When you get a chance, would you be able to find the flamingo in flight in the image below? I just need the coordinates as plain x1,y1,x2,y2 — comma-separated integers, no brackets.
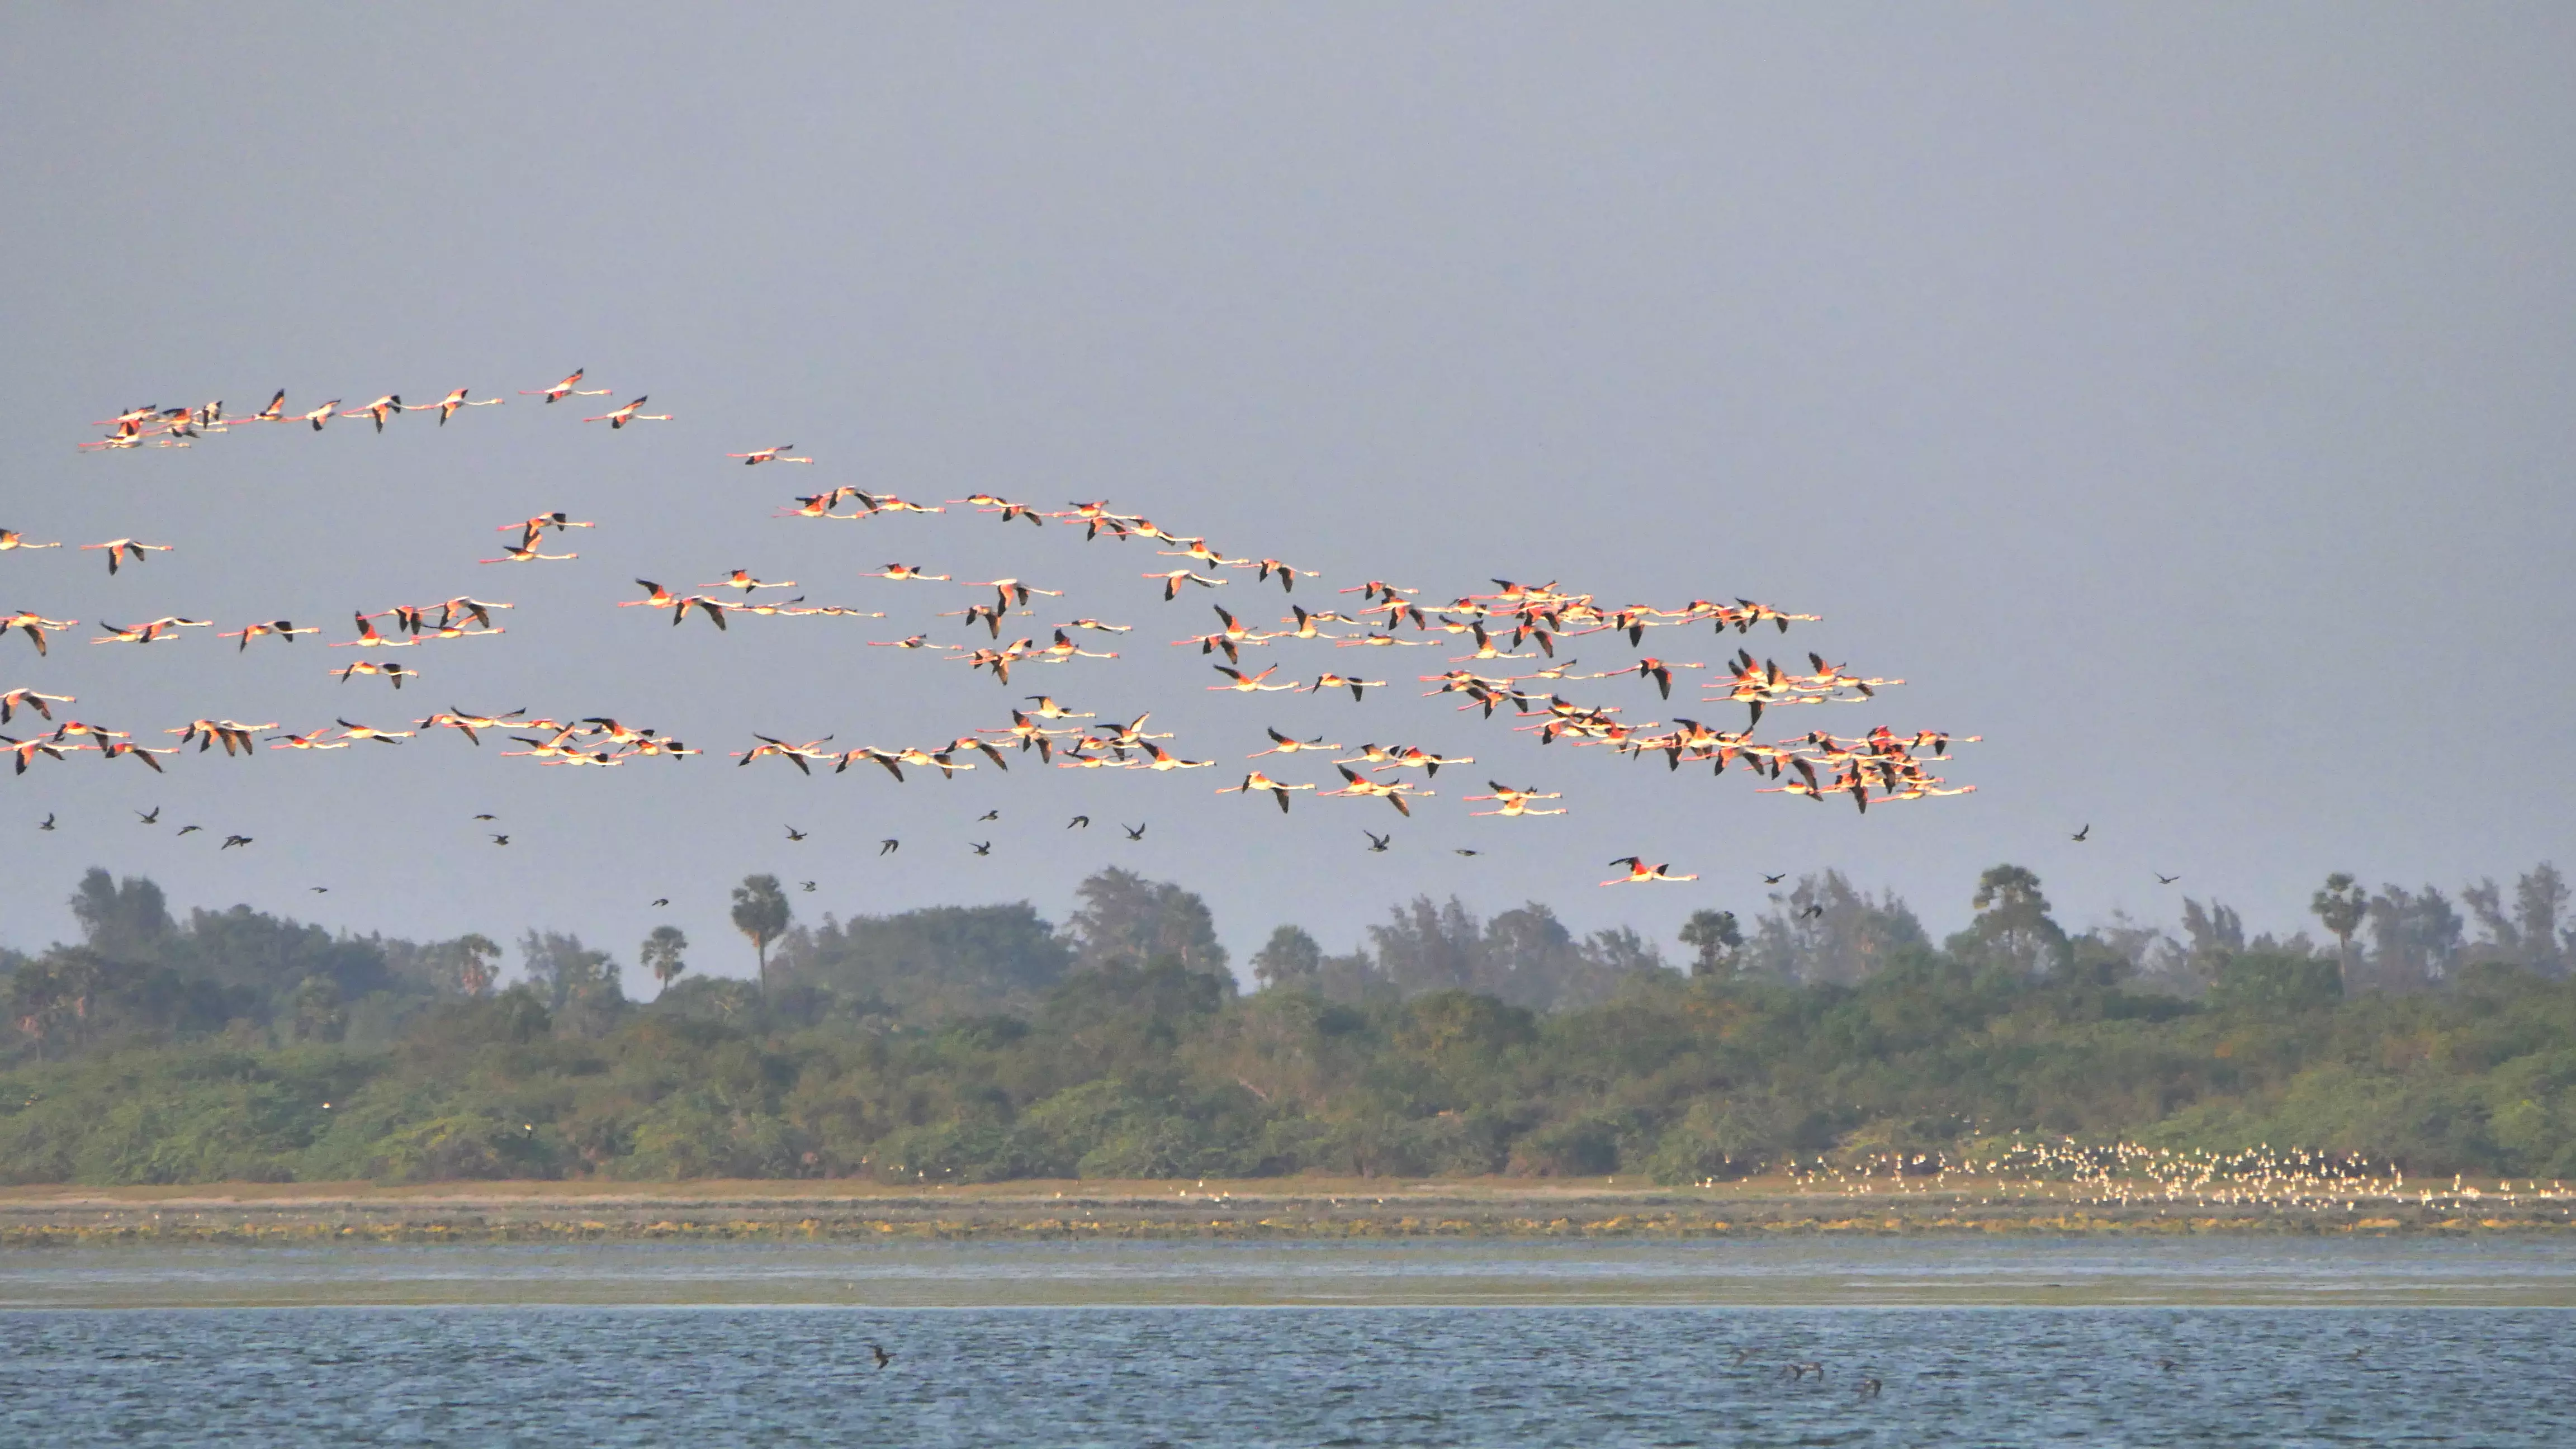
1602,857,1698,886
421,388,506,424
1221,771,1313,813
583,397,671,428
1,688,74,726
342,395,404,431
520,370,611,404
80,539,174,575
3,613,75,656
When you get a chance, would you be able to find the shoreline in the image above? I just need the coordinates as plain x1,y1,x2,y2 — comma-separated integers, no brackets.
6,1177,2573,1245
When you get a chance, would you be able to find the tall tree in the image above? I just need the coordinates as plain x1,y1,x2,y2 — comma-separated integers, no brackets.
6,959,63,1063
640,925,690,997
793,902,1071,1019
2463,865,2571,976
2519,863,2572,975
2177,898,2246,979
452,934,503,997
1481,902,1581,1008
2364,884,2463,992
2310,873,2368,986
1367,896,1485,996
1954,864,2069,977
1064,868,1226,973
1745,871,1927,983
731,875,792,992
1679,910,1744,978
1251,925,1324,991
288,975,347,1043
519,931,624,1036
69,868,173,962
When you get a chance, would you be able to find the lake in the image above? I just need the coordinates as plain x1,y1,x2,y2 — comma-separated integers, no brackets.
4,1238,2572,1445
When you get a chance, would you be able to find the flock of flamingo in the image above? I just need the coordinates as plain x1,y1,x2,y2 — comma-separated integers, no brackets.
11,372,1975,887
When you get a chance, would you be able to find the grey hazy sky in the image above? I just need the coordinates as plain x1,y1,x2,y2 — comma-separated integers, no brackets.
4,4,2571,981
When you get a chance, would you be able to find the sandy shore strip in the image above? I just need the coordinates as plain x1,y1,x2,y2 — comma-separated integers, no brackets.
5,1177,2574,1244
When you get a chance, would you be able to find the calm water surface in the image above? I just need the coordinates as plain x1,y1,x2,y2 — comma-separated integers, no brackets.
4,1241,2572,1445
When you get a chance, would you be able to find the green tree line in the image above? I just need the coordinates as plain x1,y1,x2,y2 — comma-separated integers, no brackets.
2,861,2572,1185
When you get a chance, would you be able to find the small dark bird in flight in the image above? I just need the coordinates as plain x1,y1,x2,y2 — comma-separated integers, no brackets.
1761,873,1786,885
1364,830,1391,853
490,834,510,846
977,809,1000,822
970,841,992,856
221,834,252,849
868,1342,893,1370
651,898,670,907
473,813,497,821
38,813,54,831
2154,872,2180,885
1798,903,1825,921
1122,822,1146,840
1857,1376,1882,1398
310,886,328,893
785,825,808,841
1068,815,1090,828
137,806,159,824
2071,824,2091,842
879,839,899,855
177,824,201,836
1454,848,1480,857
799,880,817,892
2157,1358,2179,1372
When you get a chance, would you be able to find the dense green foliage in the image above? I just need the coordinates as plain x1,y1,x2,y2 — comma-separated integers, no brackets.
3,862,2572,1185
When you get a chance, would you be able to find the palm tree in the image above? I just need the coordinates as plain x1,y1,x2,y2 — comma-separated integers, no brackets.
730,875,792,993
640,925,690,998
2310,873,2369,988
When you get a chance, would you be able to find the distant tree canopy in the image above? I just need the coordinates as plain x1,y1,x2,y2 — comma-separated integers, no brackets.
1064,866,1227,974
3,860,2574,1187
779,902,1073,1020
